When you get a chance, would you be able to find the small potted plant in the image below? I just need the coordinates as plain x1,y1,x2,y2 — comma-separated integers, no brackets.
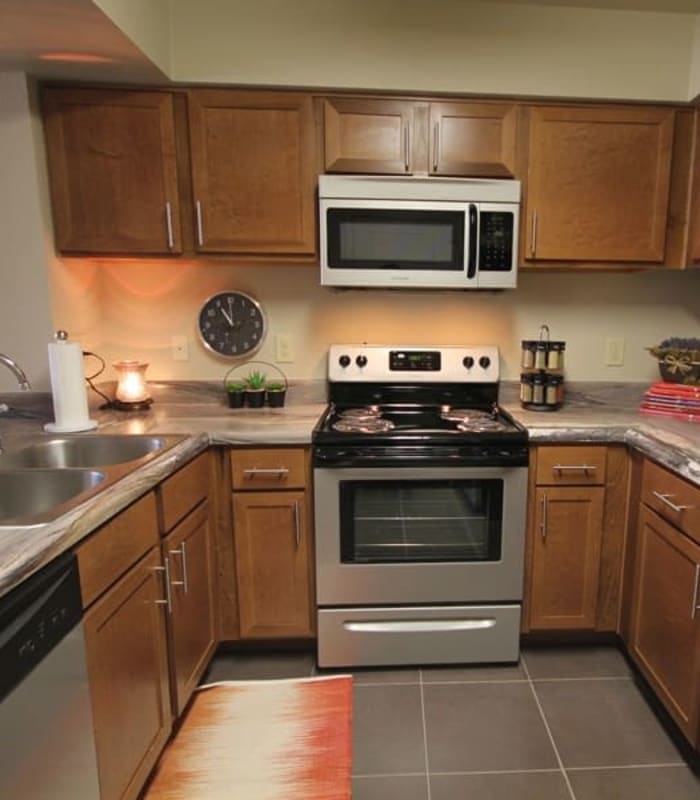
244,369,267,408
265,380,287,408
225,380,246,409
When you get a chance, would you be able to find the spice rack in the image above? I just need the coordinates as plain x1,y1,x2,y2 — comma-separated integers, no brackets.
520,325,565,411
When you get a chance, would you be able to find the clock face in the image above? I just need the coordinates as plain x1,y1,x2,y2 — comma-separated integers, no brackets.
197,291,266,358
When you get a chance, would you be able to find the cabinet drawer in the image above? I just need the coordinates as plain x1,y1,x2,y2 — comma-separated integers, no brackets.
76,491,159,608
642,460,700,544
159,452,210,533
231,448,306,490
535,446,607,486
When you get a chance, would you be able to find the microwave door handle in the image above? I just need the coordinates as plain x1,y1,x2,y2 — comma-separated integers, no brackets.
467,204,478,279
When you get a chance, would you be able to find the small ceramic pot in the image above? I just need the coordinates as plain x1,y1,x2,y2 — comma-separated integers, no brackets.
227,391,245,409
266,389,286,408
245,389,265,408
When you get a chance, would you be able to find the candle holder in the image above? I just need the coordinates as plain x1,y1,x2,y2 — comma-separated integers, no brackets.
112,360,153,411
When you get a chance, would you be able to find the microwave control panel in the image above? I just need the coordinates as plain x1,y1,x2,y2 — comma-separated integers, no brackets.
479,211,514,272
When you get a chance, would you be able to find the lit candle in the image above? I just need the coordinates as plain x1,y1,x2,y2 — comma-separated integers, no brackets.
113,360,151,404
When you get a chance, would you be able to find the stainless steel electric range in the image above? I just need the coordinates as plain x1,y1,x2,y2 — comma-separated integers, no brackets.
312,344,529,668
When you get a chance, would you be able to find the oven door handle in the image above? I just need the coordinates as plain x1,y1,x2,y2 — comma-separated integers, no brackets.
344,618,496,633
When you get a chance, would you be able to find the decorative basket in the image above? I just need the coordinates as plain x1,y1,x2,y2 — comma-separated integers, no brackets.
223,360,289,408
647,347,700,386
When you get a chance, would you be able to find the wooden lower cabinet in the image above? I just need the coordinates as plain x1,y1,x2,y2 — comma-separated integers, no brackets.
629,506,700,745
233,490,314,638
525,445,628,633
83,547,172,800
164,502,216,716
529,486,605,629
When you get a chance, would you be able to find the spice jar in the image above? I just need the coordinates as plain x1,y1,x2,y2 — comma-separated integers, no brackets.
532,373,546,405
521,341,536,369
545,374,564,406
546,342,566,371
520,373,534,403
534,342,548,370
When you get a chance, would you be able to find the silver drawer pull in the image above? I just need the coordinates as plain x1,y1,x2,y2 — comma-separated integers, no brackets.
293,499,301,548
165,201,174,249
243,467,289,479
169,542,189,594
540,494,548,540
345,618,496,634
195,200,204,246
553,464,597,473
692,565,700,621
152,561,172,614
652,491,692,513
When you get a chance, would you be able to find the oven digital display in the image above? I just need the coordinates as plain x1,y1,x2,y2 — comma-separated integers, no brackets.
389,350,441,371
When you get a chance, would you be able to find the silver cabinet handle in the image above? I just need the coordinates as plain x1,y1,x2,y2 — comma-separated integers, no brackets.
530,210,538,256
553,464,597,473
195,200,204,246
152,560,172,614
652,491,692,513
692,565,700,620
243,467,289,479
540,494,548,540
403,124,410,172
293,499,301,548
432,122,439,172
169,542,189,594
165,201,174,249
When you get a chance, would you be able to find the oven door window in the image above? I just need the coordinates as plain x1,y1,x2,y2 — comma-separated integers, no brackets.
339,479,503,563
326,209,465,271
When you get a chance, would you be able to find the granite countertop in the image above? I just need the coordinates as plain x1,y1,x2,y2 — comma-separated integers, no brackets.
0,379,698,600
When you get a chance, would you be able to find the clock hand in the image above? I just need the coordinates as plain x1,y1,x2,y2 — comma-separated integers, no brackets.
221,307,234,327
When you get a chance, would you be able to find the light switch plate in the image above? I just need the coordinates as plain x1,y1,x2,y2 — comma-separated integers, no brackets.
275,334,294,363
172,335,189,361
605,337,625,366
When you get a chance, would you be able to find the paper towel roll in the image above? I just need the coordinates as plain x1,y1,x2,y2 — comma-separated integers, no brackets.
44,334,97,433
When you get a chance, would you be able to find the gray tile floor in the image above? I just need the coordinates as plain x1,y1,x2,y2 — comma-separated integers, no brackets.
201,645,700,800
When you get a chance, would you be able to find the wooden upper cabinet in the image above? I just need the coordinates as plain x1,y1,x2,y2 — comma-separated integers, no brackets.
323,96,518,178
42,88,182,255
429,101,517,177
187,89,317,255
324,97,414,174
524,104,675,263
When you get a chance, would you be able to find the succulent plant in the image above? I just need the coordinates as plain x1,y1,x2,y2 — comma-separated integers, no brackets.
225,381,246,392
265,381,285,392
245,370,267,391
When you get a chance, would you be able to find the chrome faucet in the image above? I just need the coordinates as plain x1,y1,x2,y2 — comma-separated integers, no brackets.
0,353,31,391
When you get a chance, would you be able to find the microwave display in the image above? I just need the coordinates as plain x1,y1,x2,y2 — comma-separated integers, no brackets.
327,209,464,271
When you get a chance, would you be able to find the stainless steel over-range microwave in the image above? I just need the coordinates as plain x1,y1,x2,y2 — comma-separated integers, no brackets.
319,175,520,289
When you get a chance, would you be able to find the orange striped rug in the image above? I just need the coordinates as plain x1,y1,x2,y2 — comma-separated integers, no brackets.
144,676,353,800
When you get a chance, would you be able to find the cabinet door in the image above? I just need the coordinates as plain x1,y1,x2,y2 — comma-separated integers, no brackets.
84,548,172,800
233,490,314,638
323,97,415,174
630,506,700,745
42,88,181,255
188,90,316,254
429,101,517,177
529,487,605,630
164,502,216,716
524,105,674,263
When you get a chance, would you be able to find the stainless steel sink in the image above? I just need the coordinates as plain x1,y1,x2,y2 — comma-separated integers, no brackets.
0,469,106,525
0,434,169,469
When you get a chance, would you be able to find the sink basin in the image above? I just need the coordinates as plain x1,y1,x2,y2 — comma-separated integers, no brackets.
0,434,168,469
0,469,106,524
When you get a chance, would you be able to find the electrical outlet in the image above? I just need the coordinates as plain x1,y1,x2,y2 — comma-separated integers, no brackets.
275,334,294,363
605,337,625,367
172,335,189,361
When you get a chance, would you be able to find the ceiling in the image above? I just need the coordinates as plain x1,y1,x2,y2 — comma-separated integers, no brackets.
0,0,164,82
1,0,699,84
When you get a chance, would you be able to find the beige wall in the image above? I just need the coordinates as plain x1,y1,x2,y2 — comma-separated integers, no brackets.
50,259,700,387
93,0,171,77
169,0,694,102
0,73,54,392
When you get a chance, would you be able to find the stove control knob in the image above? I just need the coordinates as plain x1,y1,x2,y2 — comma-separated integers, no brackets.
356,355,368,368
462,356,475,369
338,354,351,368
479,356,491,370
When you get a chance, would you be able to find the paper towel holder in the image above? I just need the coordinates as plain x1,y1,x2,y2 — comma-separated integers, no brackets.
112,360,153,411
44,329,98,433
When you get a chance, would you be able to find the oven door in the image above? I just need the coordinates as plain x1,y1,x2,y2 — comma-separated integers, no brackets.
314,465,527,605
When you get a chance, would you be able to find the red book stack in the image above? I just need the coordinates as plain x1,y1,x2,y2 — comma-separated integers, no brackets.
640,381,700,422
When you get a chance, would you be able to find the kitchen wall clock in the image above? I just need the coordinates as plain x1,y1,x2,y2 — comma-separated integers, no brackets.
197,291,267,358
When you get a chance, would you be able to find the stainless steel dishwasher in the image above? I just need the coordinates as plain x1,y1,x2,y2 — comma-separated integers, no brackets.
0,552,101,798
